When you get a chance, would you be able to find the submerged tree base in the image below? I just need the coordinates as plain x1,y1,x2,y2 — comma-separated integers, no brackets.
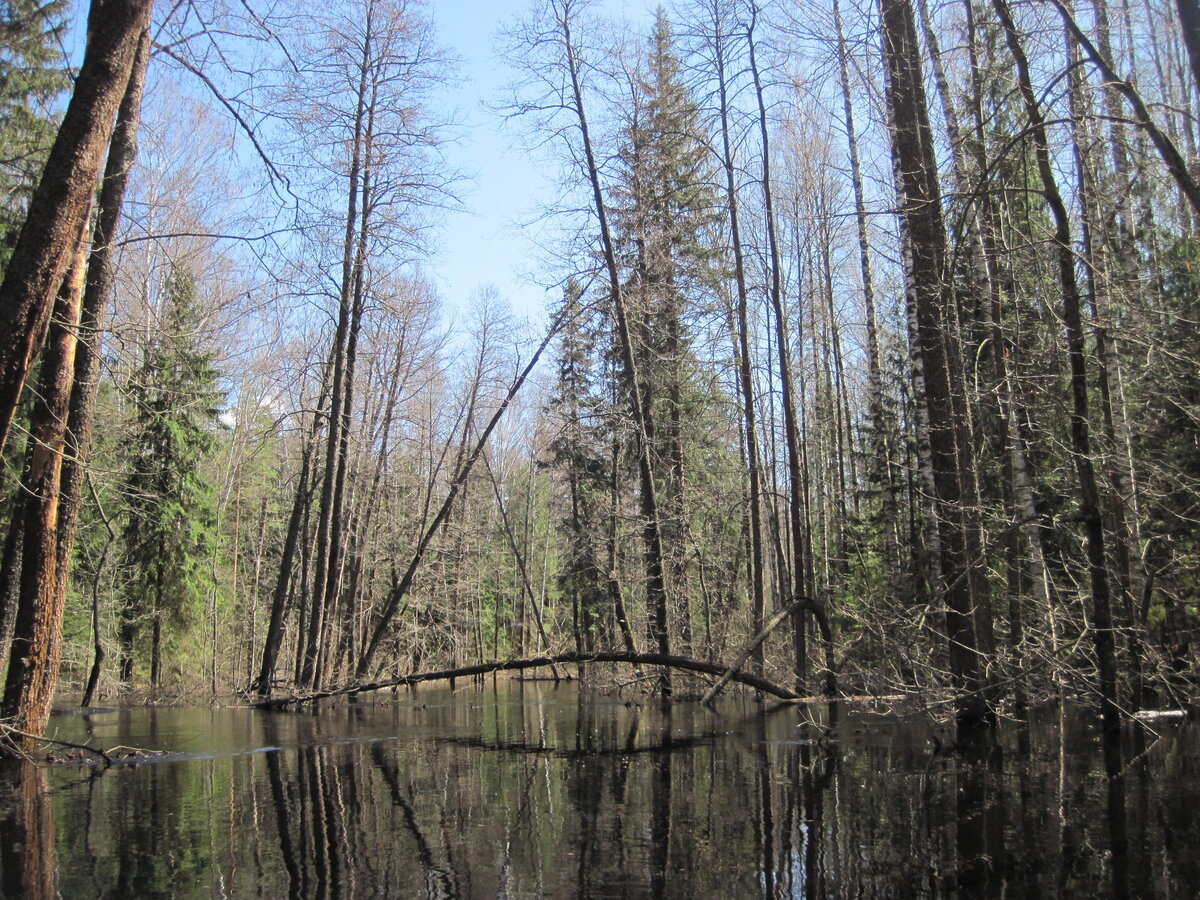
252,651,807,709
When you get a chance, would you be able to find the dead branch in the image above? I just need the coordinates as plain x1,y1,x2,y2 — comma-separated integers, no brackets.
354,301,574,679
255,651,804,709
0,722,111,766
702,598,807,706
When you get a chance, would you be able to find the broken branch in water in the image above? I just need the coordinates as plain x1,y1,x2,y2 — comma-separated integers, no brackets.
0,722,112,766
702,598,808,706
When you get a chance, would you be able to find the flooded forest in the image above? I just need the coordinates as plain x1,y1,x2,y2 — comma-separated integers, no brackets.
1,0,1200,893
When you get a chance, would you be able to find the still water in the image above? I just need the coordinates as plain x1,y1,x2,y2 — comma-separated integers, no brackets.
0,679,1196,898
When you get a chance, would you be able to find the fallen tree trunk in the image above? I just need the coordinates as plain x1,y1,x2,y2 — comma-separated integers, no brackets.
253,651,803,709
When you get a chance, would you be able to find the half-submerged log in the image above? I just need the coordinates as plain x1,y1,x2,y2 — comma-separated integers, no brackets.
253,651,803,709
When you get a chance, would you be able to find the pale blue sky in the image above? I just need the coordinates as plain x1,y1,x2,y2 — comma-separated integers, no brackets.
429,0,656,326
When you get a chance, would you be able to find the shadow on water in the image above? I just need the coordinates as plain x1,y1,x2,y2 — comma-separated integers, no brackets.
1,683,1199,897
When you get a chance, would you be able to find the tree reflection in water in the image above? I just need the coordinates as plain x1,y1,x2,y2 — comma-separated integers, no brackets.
1,682,1197,897
0,762,54,900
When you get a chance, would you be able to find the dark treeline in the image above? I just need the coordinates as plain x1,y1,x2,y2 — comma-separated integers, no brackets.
1,0,1199,743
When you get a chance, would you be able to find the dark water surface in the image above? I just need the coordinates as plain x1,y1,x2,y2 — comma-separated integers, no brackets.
0,680,1197,898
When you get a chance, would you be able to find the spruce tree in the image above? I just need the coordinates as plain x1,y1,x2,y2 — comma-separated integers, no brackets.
0,0,69,272
119,265,222,692
612,8,716,652
546,279,608,652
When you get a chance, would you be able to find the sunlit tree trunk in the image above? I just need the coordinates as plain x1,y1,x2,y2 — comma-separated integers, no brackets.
833,0,902,607
1066,8,1146,708
746,5,821,692
254,367,330,697
64,28,151,706
1,218,87,738
703,0,767,676
0,0,153,459
301,9,373,690
532,0,671,690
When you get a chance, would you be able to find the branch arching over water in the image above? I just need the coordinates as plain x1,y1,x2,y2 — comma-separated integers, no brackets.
253,652,803,709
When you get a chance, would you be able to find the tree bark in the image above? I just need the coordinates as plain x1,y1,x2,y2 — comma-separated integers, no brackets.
0,0,154,459
57,27,150,583
880,0,992,728
59,27,151,709
1177,0,1200,99
1,218,88,739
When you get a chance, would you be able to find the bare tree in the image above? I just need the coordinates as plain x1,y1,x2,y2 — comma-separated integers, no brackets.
880,0,992,728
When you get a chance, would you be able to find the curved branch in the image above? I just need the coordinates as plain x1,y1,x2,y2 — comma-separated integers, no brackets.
701,599,806,706
256,651,804,709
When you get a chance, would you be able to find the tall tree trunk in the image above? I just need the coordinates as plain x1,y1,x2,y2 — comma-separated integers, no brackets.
1,219,88,740
1177,0,1200,98
922,0,1029,693
833,0,902,607
335,329,409,679
302,8,375,690
247,498,268,686
962,0,1056,695
992,0,1121,746
746,7,820,693
708,0,766,677
551,0,672,692
0,0,154,459
1066,7,1146,708
880,0,991,728
56,27,151,697
253,368,330,697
